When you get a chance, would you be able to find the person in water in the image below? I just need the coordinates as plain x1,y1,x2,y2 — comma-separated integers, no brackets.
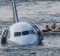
51,23,56,29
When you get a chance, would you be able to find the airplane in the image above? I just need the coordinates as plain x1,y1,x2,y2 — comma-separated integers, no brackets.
1,0,43,45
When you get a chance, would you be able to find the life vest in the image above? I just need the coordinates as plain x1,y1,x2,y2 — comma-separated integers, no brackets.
49,27,53,30
45,25,53,31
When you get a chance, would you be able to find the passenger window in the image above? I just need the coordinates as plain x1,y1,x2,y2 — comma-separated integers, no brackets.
14,32,21,36
22,31,29,35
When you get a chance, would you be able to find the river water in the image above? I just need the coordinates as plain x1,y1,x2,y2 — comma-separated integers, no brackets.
0,1,60,56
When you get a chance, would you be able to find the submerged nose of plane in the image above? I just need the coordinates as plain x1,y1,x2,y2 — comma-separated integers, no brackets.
9,34,37,45
8,22,38,45
1,22,43,45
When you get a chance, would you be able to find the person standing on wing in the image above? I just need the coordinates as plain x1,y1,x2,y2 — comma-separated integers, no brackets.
51,23,56,29
45,25,52,31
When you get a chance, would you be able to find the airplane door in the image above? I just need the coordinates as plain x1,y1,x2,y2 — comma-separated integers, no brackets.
1,29,9,44
33,24,44,45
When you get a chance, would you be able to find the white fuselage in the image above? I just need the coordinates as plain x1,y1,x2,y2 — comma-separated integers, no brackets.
8,22,38,45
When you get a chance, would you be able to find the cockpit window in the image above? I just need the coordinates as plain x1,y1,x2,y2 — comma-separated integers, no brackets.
14,30,36,36
14,32,21,36
22,31,29,35
29,30,36,34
